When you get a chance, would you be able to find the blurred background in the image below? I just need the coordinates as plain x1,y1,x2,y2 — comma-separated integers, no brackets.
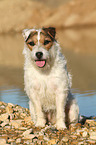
0,0,96,116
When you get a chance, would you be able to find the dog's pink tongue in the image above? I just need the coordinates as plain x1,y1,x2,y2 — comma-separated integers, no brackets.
36,61,46,68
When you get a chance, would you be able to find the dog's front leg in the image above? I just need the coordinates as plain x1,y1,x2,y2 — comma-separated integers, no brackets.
30,94,46,128
56,91,68,130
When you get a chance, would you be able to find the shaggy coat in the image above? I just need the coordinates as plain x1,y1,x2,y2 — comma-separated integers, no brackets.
22,27,79,129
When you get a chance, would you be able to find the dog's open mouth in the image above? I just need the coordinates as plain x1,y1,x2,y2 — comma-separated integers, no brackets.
35,60,46,68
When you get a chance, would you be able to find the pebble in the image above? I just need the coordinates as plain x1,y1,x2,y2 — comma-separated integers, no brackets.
89,131,96,140
9,120,23,129
22,128,33,136
16,138,21,144
43,136,50,141
1,121,9,127
48,139,57,145
0,101,96,144
8,103,14,107
18,127,27,130
24,116,32,122
7,138,15,143
82,131,88,137
62,136,68,142
0,105,5,109
20,112,26,118
0,101,3,105
78,142,85,145
22,134,36,140
87,140,96,144
6,105,13,114
0,113,9,121
0,139,6,144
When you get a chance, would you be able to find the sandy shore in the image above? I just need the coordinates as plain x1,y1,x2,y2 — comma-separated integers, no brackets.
0,101,96,144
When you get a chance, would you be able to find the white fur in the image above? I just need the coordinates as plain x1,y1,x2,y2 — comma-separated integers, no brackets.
22,28,79,129
37,29,41,45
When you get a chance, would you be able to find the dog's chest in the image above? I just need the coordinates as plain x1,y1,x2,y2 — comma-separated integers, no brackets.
34,74,57,99
25,69,58,110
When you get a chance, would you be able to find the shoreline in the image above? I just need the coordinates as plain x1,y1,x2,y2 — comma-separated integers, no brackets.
0,101,96,144
0,24,96,35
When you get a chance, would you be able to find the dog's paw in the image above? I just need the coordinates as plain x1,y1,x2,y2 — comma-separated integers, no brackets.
35,119,46,128
56,121,67,130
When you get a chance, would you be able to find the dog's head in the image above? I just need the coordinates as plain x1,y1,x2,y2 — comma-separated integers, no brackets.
22,27,57,69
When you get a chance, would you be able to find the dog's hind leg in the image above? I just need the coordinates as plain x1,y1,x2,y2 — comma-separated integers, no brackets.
68,98,79,126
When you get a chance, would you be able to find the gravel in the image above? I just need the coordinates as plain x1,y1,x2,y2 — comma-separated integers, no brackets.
0,101,96,144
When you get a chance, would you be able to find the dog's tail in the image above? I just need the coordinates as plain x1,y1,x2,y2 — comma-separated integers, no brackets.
78,115,94,125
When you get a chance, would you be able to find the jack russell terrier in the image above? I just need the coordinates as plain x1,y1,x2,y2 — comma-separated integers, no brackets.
22,27,79,129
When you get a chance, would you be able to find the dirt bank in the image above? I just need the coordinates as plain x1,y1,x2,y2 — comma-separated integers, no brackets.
43,0,96,28
0,0,54,33
0,0,96,34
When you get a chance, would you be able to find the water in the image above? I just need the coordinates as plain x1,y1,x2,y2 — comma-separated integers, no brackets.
0,87,96,116
0,28,96,116
73,89,96,116
0,86,29,108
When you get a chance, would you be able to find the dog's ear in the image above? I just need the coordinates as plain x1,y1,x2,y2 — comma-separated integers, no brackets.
42,27,56,41
22,29,32,42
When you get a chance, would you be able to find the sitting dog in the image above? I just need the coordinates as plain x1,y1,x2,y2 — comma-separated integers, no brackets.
22,27,79,129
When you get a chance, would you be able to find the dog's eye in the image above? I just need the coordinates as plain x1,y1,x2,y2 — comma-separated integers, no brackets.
28,41,35,46
44,40,51,45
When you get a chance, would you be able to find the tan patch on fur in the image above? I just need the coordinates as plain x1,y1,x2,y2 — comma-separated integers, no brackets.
26,29,53,51
26,31,38,51
40,30,53,50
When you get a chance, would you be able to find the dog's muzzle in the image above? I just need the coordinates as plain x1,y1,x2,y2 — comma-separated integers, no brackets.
36,52,43,59
35,52,46,68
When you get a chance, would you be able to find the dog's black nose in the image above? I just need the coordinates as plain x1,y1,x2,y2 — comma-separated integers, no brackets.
36,52,43,59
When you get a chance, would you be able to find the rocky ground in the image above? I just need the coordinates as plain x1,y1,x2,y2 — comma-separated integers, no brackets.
0,101,96,145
